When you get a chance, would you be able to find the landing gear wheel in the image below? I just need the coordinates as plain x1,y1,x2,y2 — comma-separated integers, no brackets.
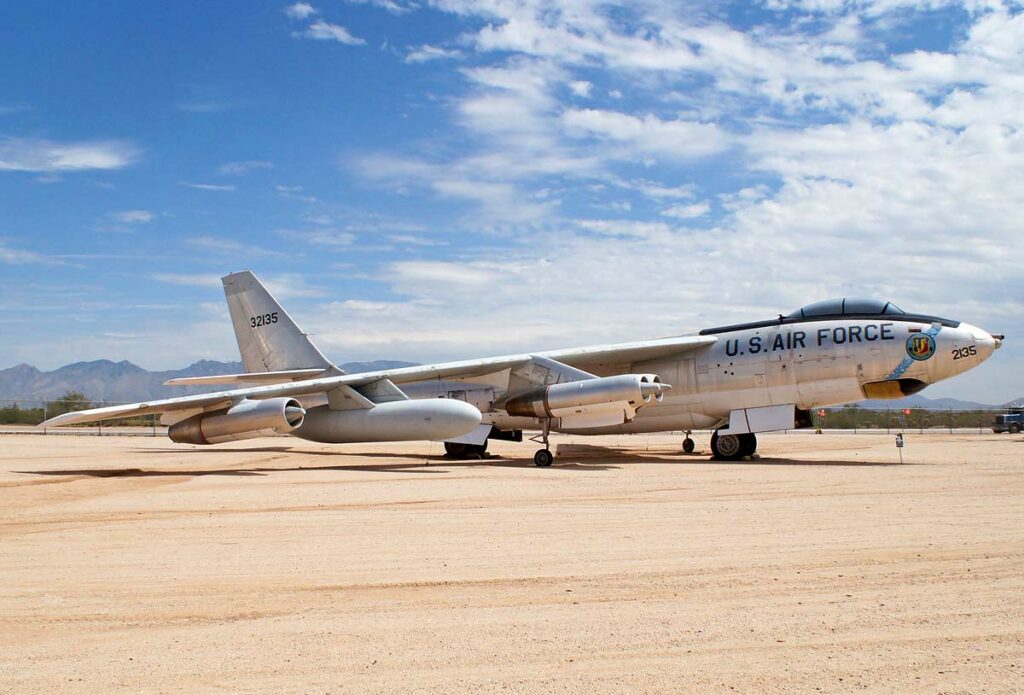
444,442,469,458
444,441,488,459
529,418,555,467
682,437,695,454
710,430,743,460
711,431,758,460
534,449,554,467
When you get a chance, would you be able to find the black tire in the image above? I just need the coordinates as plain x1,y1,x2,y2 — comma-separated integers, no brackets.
1011,423,1022,434
534,449,553,467
710,430,743,461
445,441,488,458
444,442,469,458
682,438,695,454
738,433,757,458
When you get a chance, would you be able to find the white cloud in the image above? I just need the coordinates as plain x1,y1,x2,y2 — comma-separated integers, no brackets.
152,272,324,299
661,202,710,219
387,234,449,247
0,138,139,172
186,236,283,257
0,242,59,265
276,228,357,246
622,179,696,200
275,184,318,203
347,0,415,15
152,273,222,288
405,44,462,63
261,274,327,299
218,160,273,175
562,109,729,160
108,210,155,224
180,182,236,191
569,80,592,97
285,2,317,20
296,19,366,45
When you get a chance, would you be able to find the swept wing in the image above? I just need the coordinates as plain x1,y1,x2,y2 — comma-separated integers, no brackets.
39,335,715,428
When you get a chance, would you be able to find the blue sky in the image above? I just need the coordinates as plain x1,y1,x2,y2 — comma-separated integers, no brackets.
1,0,1022,402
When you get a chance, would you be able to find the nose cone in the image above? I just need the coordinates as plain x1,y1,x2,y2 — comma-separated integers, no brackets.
962,323,1000,363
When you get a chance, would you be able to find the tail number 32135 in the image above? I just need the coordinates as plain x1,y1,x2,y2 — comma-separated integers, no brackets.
250,312,279,328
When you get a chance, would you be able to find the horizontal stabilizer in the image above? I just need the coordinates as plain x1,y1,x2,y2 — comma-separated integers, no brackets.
164,368,330,387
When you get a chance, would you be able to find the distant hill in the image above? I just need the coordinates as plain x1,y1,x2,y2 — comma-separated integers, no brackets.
858,394,997,410
0,359,418,404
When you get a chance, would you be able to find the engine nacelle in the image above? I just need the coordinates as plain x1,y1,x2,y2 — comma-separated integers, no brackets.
503,374,668,420
168,397,306,445
293,399,482,443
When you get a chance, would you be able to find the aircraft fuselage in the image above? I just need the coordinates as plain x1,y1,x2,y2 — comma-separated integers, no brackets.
482,315,999,435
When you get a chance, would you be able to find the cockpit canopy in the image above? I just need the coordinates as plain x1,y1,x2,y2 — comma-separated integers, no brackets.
699,296,959,336
786,298,904,319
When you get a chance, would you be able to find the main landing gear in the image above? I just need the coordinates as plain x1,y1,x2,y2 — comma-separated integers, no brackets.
530,419,554,467
710,430,757,461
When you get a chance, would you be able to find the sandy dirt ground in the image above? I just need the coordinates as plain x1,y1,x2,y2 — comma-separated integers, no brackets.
0,431,1021,694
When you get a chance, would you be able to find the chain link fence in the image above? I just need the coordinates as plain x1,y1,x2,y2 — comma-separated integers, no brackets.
0,398,165,436
811,406,1008,434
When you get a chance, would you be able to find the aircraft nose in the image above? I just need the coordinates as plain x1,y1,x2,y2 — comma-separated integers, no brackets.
961,323,1000,361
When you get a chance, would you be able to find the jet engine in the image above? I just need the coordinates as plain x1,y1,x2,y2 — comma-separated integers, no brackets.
169,397,306,445
503,374,668,425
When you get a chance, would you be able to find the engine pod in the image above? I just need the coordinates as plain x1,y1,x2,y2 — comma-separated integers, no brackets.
169,397,305,445
503,374,666,419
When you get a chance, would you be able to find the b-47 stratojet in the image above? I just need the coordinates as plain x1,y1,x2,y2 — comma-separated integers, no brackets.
41,271,1002,465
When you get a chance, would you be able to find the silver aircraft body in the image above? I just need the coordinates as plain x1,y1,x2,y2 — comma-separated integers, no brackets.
42,271,1003,464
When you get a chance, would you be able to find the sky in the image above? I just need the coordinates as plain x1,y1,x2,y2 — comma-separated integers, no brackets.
1,0,1022,402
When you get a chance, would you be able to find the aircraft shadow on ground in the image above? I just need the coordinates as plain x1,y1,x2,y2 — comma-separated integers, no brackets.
17,467,265,478
131,447,623,470
17,446,912,479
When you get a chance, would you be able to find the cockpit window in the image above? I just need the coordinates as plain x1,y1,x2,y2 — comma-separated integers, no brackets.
787,297,904,318
843,298,888,314
801,299,843,316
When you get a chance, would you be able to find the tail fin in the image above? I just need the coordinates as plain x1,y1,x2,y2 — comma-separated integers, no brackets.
222,271,339,374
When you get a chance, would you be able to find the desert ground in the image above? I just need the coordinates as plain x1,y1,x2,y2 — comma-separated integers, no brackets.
0,431,1021,694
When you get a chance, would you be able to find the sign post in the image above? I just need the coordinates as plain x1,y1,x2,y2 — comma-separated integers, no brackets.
895,432,904,464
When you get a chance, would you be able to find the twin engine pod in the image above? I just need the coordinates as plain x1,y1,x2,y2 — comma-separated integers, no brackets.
503,374,669,428
169,397,306,445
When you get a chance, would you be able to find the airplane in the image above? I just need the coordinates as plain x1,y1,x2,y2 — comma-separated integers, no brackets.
40,271,1003,465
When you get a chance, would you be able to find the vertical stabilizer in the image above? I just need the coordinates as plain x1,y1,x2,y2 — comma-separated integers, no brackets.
222,271,338,374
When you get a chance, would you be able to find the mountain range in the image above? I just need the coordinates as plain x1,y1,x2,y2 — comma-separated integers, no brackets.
0,360,1018,410
0,360,416,404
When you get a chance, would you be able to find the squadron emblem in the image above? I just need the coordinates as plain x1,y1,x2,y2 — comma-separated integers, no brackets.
906,333,936,361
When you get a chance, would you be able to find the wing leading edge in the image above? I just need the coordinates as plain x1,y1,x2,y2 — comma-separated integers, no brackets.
39,335,715,428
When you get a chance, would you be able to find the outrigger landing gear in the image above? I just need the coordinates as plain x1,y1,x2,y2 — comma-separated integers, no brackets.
530,419,554,467
710,430,757,461
682,431,695,454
